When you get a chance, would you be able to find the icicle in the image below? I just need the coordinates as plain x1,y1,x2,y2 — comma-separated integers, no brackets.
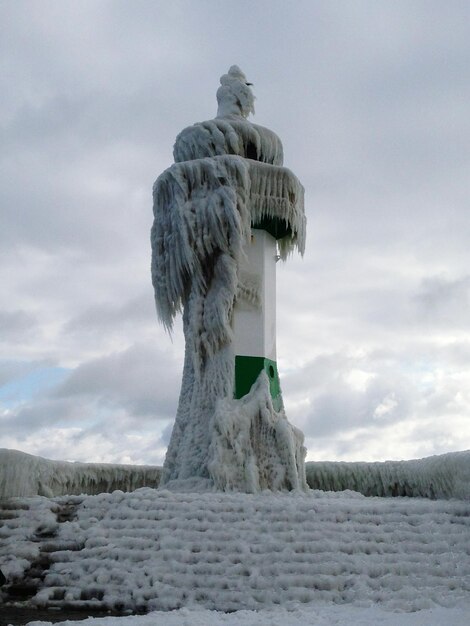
208,373,307,492
151,67,307,490
151,156,305,331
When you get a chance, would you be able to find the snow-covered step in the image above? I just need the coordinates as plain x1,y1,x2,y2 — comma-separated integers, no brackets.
20,489,470,613
0,496,84,604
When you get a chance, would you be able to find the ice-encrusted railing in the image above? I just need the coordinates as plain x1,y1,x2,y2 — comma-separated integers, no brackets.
1,448,468,499
306,451,470,500
0,449,161,498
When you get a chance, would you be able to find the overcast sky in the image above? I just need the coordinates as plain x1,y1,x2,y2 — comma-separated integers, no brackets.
1,0,469,466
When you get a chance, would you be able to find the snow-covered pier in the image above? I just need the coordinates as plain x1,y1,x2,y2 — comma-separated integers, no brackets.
1,488,469,617
2,450,468,621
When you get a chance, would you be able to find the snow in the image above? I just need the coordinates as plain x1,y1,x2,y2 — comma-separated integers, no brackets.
151,67,306,490
2,452,469,625
23,604,470,626
35,489,468,613
1,488,468,625
0,495,60,582
0,449,161,499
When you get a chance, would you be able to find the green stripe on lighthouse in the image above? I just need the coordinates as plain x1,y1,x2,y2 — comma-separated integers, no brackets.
234,355,283,412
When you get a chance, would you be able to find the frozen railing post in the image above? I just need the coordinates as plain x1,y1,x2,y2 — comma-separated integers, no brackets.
151,66,308,491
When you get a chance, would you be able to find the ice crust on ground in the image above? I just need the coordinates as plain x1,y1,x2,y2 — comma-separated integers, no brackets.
0,495,60,581
0,449,161,499
3,488,468,617
151,66,306,490
24,605,470,626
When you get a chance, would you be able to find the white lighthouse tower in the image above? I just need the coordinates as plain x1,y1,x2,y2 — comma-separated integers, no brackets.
233,226,283,411
151,66,307,491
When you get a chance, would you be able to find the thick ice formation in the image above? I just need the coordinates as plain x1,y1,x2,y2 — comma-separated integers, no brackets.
1,448,468,500
216,65,255,119
0,494,60,582
209,374,307,491
0,449,161,499
151,67,306,490
19,605,470,626
3,488,469,614
306,450,470,500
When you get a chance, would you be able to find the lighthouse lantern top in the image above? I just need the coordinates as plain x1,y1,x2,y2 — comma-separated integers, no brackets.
173,66,284,167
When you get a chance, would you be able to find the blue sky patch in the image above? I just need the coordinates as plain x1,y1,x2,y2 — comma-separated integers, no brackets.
0,366,70,408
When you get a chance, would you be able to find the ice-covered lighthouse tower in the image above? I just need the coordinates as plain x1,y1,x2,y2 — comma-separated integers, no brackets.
151,66,307,491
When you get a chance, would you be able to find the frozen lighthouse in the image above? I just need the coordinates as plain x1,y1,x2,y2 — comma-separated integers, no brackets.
151,66,307,491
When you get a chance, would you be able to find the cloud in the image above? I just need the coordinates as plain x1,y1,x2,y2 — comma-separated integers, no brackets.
0,310,39,342
1,1,470,465
282,338,470,462
0,342,181,465
414,275,470,328
55,343,179,420
283,351,414,439
65,294,157,335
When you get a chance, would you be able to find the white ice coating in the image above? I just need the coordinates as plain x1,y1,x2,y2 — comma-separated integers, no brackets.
2,487,469,616
216,65,255,119
152,155,305,331
151,67,306,490
0,448,468,499
306,451,470,500
0,449,161,499
209,373,307,492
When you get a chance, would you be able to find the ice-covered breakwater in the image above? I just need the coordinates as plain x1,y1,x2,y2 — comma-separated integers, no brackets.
0,449,161,499
306,450,470,500
1,448,468,500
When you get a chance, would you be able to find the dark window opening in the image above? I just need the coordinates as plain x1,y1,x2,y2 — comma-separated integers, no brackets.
245,141,259,161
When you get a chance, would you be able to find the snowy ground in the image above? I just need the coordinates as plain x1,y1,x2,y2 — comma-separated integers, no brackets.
24,603,470,626
2,488,469,626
